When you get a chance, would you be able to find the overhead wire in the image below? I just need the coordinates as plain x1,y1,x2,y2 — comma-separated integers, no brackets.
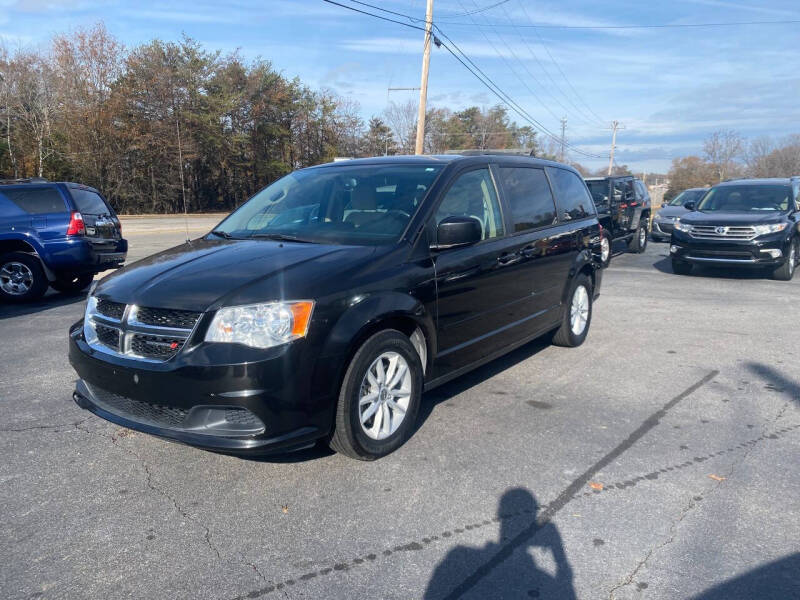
323,0,609,158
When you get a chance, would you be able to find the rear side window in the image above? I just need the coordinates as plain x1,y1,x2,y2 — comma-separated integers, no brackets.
498,167,556,232
546,167,596,221
70,188,110,215
2,188,66,214
634,180,650,203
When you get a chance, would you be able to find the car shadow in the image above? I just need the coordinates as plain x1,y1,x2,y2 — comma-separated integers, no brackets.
651,256,770,279
416,336,551,432
245,336,553,464
0,290,87,320
745,362,800,409
690,552,800,599
424,487,577,599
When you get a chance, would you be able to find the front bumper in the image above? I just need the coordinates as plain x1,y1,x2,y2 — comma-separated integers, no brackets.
651,220,674,241
69,320,329,454
670,231,790,267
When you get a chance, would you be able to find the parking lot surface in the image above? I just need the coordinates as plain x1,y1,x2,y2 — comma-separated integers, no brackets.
1,218,798,599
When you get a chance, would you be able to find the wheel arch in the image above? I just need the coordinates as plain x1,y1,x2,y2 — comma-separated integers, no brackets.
560,250,597,305
0,236,55,281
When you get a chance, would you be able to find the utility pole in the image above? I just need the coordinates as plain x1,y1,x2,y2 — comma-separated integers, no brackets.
414,0,434,155
559,117,567,163
607,120,624,175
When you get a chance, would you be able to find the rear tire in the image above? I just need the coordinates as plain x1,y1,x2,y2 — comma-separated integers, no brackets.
0,252,48,303
329,330,423,460
50,272,95,294
599,233,611,268
629,221,648,253
672,259,692,275
552,273,592,348
771,239,797,281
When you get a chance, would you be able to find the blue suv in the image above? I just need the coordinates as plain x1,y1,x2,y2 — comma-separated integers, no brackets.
0,179,127,302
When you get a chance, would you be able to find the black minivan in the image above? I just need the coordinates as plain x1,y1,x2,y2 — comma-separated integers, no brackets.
69,155,603,460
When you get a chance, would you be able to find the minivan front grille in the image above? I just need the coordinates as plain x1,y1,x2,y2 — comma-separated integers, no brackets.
96,299,125,320
130,334,185,360
689,225,756,240
88,299,201,363
134,307,201,330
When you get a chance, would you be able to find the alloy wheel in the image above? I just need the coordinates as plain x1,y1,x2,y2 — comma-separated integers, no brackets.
570,285,590,335
600,237,610,263
639,227,646,247
0,262,34,296
358,351,412,440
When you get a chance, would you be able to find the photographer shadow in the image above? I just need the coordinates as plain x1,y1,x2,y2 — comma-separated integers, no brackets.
425,488,576,600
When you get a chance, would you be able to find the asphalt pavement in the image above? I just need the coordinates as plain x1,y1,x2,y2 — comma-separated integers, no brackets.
1,219,798,600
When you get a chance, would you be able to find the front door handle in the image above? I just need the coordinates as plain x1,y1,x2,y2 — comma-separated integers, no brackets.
497,252,521,266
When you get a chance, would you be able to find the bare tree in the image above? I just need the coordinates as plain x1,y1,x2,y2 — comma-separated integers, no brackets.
384,99,417,154
0,45,19,178
703,130,743,182
12,52,59,177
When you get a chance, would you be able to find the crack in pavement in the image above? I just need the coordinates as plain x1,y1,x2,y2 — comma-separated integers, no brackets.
230,370,721,600
74,422,223,562
0,418,90,433
606,400,796,598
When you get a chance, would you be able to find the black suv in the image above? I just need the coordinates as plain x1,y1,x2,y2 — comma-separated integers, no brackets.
69,155,603,460
670,177,800,280
584,176,651,265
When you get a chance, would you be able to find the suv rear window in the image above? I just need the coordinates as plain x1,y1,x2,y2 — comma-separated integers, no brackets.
546,167,596,221
2,188,66,214
498,167,556,232
70,188,110,215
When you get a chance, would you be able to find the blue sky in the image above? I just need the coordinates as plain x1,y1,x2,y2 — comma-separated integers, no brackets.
2,0,799,172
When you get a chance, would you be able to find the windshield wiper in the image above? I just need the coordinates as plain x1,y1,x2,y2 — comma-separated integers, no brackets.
250,232,315,243
210,230,234,239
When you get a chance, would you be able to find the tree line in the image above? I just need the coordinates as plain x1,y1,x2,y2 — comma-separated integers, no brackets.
0,23,560,214
665,130,800,200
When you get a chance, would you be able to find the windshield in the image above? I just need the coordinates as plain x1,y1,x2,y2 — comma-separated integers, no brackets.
670,189,705,206
214,164,443,245
697,184,791,212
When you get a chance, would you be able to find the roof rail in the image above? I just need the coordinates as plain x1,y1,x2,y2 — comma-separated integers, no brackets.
446,148,537,157
0,177,49,185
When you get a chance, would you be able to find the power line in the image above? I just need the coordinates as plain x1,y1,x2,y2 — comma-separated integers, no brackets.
322,0,608,159
432,18,800,29
513,1,607,126
441,0,512,18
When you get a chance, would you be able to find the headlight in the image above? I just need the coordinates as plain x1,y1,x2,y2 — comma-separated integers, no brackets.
205,301,314,349
674,220,693,232
84,295,99,344
752,223,788,236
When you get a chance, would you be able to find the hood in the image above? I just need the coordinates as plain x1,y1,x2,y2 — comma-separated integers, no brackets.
656,205,689,218
680,211,788,226
94,237,377,311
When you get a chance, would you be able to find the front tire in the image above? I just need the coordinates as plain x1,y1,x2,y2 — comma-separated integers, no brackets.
50,272,95,294
552,273,593,348
771,238,798,281
629,221,648,253
329,330,423,460
0,252,48,303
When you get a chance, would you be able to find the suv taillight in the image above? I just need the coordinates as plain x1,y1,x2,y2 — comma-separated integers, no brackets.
67,211,85,236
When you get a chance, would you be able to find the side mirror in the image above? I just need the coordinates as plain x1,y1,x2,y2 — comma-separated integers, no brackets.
683,201,696,211
661,202,667,208
432,216,482,250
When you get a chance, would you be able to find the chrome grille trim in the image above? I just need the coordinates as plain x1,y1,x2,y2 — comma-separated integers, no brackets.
87,301,202,363
689,225,757,241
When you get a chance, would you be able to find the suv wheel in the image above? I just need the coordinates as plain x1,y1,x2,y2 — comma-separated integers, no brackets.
599,234,611,268
630,222,648,253
552,273,592,347
50,273,95,294
329,330,423,460
0,252,48,303
771,238,798,281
